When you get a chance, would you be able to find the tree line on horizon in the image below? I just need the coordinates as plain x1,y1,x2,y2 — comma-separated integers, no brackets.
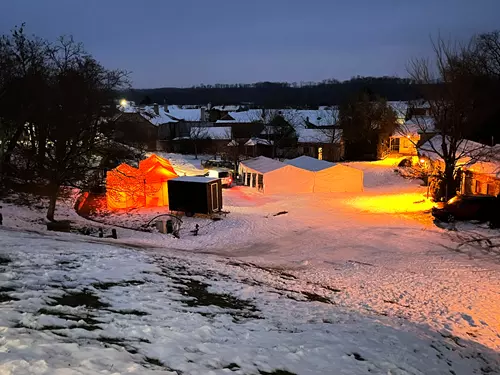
125,76,427,108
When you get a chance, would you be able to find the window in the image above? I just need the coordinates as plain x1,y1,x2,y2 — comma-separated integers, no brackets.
303,146,310,155
258,174,264,191
218,172,229,178
251,173,257,188
475,180,482,194
390,138,400,151
318,147,323,160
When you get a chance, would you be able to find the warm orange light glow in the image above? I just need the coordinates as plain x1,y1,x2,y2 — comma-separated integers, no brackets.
420,158,426,164
346,193,433,214
120,99,127,106
106,154,178,210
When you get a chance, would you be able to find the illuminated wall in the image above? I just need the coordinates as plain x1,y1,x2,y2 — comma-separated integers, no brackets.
106,154,178,210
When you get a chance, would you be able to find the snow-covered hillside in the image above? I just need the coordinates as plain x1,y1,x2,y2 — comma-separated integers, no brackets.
1,228,499,375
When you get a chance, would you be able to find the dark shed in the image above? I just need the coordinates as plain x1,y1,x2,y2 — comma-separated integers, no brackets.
167,177,223,216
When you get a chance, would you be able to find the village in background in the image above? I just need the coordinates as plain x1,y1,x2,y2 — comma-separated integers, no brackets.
1,24,500,375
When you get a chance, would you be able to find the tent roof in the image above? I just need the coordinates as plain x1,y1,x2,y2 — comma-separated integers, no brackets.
139,154,177,175
113,163,141,177
285,155,336,172
240,156,286,174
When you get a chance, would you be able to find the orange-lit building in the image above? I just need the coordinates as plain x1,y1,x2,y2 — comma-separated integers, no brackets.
106,154,178,210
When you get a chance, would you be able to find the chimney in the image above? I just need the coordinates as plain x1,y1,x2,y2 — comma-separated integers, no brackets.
200,107,206,122
153,103,159,116
163,98,168,113
207,102,212,110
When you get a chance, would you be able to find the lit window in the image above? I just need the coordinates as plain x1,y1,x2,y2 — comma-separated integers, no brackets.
318,147,323,160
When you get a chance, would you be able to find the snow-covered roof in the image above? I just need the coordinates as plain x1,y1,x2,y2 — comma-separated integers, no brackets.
225,109,263,123
239,156,286,174
290,109,339,127
118,102,137,113
465,161,500,177
297,128,341,143
145,108,179,125
166,105,203,122
216,119,238,124
387,101,408,119
285,156,336,172
244,137,273,146
190,126,231,140
214,108,339,129
119,105,204,125
418,135,493,167
227,140,239,146
213,105,242,111
172,176,219,183
395,116,435,137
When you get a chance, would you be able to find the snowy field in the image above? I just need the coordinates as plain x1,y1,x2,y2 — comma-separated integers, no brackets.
1,156,500,374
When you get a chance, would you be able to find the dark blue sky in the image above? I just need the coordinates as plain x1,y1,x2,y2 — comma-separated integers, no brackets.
1,0,499,88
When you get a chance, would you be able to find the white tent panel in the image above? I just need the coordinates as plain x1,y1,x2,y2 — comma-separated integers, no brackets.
239,156,285,174
314,164,363,193
286,155,333,171
264,165,315,194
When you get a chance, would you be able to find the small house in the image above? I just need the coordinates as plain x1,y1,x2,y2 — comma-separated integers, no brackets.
388,116,435,157
296,128,344,162
459,160,500,197
244,137,273,158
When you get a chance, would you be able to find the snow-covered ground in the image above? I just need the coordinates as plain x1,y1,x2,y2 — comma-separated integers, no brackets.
1,156,500,374
1,228,499,375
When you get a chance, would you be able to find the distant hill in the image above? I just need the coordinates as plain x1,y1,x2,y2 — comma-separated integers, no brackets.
123,77,426,108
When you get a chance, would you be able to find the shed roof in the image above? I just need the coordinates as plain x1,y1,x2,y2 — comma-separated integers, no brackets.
171,176,219,183
285,156,336,172
240,156,286,174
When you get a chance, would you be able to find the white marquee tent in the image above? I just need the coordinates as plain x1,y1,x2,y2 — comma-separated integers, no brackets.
239,156,314,194
285,156,364,193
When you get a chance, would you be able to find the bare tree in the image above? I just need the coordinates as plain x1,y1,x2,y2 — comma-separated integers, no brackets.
260,112,296,158
0,25,50,174
40,37,129,220
190,126,209,159
408,34,498,200
314,107,342,152
0,31,129,220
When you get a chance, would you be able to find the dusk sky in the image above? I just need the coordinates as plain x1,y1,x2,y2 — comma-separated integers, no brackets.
1,0,499,88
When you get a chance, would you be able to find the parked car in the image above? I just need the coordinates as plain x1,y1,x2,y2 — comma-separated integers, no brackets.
205,168,233,188
431,194,499,223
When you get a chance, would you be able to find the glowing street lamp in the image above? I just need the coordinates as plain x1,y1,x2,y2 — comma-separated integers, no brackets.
120,99,127,107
